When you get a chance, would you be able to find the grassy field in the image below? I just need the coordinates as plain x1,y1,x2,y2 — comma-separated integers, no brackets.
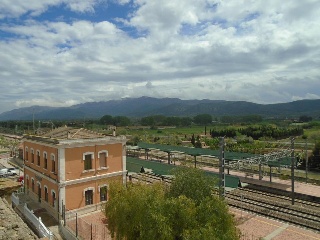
118,126,206,135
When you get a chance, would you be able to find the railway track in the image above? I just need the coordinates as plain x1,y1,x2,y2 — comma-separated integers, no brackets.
226,188,320,232
128,171,320,232
238,187,320,211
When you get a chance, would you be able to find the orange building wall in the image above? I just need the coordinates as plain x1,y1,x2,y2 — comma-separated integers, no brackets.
65,175,122,210
23,139,125,212
23,142,59,181
64,143,123,180
24,168,58,207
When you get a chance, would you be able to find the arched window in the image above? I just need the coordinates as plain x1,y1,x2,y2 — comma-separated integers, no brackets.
51,190,56,207
44,185,48,202
26,175,29,189
51,154,56,173
25,147,29,161
31,178,35,192
36,150,41,166
31,149,34,164
43,152,48,169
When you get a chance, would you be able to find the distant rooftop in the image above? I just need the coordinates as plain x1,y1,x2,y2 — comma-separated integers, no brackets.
40,126,104,140
23,126,126,145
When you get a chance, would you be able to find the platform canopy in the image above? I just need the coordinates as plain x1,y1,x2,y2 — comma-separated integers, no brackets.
127,157,241,189
267,157,294,167
137,142,259,161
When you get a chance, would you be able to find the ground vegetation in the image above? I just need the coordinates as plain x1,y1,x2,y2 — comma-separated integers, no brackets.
105,167,239,240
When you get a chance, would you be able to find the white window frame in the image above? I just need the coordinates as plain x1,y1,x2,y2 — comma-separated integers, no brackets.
84,188,94,205
98,184,108,202
82,152,94,160
83,152,94,171
98,150,108,170
83,187,95,196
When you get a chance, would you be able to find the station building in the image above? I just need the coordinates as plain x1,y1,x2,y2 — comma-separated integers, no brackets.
22,126,127,218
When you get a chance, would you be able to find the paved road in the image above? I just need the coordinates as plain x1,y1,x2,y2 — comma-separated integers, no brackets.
0,156,23,179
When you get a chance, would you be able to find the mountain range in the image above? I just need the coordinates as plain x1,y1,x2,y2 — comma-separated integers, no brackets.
0,97,320,121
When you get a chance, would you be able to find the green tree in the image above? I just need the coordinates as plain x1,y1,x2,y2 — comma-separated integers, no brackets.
140,116,155,126
100,115,113,125
299,115,312,122
193,114,212,125
190,134,195,146
241,115,263,123
180,117,192,126
194,135,202,148
113,116,131,126
310,140,320,169
166,167,216,205
105,167,239,240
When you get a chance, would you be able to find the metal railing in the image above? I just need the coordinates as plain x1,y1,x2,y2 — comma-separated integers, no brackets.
23,203,54,239
63,206,110,240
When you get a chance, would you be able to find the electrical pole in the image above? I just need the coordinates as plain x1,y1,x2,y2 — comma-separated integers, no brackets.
32,108,35,133
305,139,308,183
291,137,295,205
219,137,225,199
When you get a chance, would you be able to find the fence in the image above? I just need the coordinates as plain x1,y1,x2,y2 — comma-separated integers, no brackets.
23,203,54,239
64,207,110,240
11,192,19,206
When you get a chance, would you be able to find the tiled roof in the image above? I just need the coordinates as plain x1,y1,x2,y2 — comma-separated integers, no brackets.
40,126,104,140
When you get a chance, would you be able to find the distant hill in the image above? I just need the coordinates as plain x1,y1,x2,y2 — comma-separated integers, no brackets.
0,97,319,120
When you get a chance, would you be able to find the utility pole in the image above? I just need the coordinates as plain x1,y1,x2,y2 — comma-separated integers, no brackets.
305,139,308,183
32,108,35,133
291,137,295,205
219,137,225,199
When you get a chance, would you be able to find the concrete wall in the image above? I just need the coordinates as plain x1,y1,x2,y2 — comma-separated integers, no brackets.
59,222,78,240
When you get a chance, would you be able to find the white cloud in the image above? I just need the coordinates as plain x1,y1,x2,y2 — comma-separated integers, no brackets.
67,0,109,13
0,0,320,113
0,0,107,19
15,98,79,108
0,0,60,18
116,0,131,5
292,93,320,102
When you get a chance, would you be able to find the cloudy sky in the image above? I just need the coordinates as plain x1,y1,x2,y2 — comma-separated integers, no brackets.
0,0,319,114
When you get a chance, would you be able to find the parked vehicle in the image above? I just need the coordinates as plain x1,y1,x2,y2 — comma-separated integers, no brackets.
0,168,8,177
7,167,18,176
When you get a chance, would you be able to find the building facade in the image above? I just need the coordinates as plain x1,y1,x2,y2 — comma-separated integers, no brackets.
23,127,126,217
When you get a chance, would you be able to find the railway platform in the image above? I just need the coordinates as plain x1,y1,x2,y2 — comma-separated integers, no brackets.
233,207,320,240
202,166,320,198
